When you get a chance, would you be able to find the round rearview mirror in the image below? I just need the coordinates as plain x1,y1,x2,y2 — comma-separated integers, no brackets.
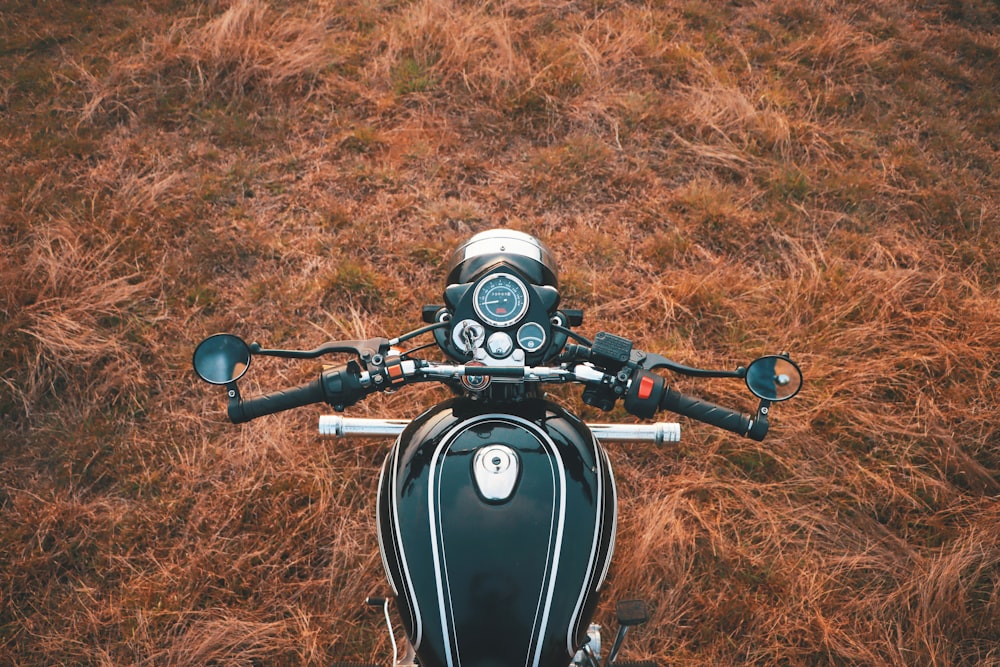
193,333,251,385
745,355,802,402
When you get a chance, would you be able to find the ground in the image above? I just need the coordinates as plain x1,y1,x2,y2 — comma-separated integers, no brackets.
1,0,999,664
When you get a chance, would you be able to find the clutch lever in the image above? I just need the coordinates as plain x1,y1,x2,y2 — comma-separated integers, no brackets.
250,337,392,361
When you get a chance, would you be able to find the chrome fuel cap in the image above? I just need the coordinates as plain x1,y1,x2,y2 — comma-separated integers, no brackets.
473,444,520,502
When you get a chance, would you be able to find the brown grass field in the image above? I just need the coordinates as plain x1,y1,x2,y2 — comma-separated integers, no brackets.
2,0,999,664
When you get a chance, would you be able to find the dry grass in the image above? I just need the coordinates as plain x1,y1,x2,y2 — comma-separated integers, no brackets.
2,0,999,664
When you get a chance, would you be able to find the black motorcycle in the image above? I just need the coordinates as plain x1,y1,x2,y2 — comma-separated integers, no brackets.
193,229,802,667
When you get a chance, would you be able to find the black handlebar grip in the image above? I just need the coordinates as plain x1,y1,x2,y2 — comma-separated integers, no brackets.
229,378,326,424
659,387,756,438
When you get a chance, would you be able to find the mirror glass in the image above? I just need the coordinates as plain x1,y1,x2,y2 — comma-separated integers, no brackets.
193,334,251,385
745,355,802,401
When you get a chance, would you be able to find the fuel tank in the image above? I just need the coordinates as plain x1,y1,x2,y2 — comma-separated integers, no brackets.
377,398,617,667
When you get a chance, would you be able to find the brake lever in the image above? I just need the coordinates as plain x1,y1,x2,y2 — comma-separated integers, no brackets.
635,350,746,380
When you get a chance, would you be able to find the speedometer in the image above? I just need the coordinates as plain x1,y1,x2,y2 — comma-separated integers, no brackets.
473,273,529,328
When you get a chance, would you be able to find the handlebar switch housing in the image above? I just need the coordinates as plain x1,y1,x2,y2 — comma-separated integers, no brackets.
582,383,619,412
622,369,665,419
322,360,368,412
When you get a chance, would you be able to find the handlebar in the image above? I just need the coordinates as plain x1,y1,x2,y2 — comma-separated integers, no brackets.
224,355,768,440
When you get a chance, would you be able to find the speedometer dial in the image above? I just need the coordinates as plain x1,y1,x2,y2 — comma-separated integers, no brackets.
473,273,529,328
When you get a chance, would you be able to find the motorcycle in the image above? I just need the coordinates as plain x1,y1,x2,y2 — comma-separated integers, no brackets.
192,229,802,667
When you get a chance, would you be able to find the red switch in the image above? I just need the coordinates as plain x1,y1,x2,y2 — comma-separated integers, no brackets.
638,375,655,400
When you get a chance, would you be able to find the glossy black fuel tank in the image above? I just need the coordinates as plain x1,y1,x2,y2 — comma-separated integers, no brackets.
377,398,617,667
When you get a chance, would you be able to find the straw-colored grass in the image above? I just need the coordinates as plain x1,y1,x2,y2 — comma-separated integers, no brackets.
2,0,998,664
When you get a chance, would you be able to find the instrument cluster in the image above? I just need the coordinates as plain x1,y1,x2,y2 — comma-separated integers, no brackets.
430,268,566,366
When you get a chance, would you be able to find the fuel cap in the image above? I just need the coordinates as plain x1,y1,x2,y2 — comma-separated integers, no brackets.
472,444,520,502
